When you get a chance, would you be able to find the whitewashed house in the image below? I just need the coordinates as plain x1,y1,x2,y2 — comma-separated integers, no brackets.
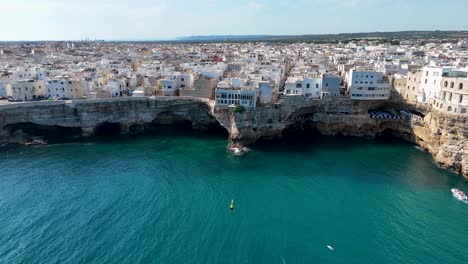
11,79,46,101
46,78,83,99
348,69,390,100
215,81,257,109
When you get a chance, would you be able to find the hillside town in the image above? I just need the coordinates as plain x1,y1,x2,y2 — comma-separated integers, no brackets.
0,39,467,115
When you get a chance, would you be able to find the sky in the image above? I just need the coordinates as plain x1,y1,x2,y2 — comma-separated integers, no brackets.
0,0,467,41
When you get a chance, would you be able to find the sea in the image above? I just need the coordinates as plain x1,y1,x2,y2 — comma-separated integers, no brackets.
0,130,467,264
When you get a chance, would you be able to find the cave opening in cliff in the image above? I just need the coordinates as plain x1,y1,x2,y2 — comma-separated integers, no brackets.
375,128,414,143
94,122,122,137
143,119,229,138
279,112,322,143
4,122,83,143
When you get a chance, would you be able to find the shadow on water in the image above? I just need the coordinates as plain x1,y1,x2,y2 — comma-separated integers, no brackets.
252,124,413,154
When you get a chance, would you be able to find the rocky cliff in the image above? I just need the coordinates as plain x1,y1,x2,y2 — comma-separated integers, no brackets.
216,97,467,178
0,97,222,143
0,97,466,178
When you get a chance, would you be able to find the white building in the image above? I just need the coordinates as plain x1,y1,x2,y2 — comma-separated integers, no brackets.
419,66,452,104
348,69,390,100
46,78,83,99
176,74,194,90
284,77,303,95
160,78,178,96
435,71,468,115
11,79,46,101
302,78,322,98
284,76,322,98
215,82,257,109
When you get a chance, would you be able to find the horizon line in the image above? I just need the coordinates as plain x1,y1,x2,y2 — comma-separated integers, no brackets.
1,29,467,42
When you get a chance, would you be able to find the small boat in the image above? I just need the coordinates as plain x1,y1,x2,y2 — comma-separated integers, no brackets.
25,139,48,146
327,245,334,251
451,188,468,201
230,200,234,210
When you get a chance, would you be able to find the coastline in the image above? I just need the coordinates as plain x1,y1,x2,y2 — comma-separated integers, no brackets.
0,96,466,178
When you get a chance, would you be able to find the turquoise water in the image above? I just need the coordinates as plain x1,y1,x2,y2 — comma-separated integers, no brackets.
0,132,467,264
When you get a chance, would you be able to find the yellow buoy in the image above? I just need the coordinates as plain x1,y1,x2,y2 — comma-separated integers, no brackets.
230,200,234,210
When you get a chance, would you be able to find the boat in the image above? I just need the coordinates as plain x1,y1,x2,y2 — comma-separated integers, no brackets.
327,245,334,251
451,188,468,201
230,200,234,210
25,139,48,146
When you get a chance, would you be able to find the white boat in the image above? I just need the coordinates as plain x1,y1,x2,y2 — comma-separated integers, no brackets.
451,188,468,201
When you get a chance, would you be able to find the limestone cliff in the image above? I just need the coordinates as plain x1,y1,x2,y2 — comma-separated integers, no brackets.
217,97,467,178
0,97,466,178
0,97,220,143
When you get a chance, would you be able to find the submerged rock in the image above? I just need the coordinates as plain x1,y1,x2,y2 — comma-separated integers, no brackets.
227,143,250,156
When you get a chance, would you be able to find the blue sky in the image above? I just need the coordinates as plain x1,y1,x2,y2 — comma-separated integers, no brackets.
1,0,467,40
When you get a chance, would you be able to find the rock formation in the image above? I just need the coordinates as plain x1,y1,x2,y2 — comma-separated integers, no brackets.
0,97,466,178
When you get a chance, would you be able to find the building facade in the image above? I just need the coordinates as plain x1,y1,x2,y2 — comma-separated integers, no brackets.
406,69,422,103
179,77,216,99
322,74,341,97
435,72,468,115
11,80,46,101
215,87,257,109
348,69,390,100
46,79,83,99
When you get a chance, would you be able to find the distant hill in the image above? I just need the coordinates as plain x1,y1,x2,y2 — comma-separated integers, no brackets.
175,31,468,43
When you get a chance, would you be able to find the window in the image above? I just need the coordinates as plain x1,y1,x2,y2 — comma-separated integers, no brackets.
444,81,448,87
426,71,429,76
459,83,463,90
69,81,72,84
296,83,302,88
447,106,452,112
425,79,428,84
316,84,319,88
460,95,463,103
451,82,454,88
306,84,310,88
181,78,185,82
462,108,467,114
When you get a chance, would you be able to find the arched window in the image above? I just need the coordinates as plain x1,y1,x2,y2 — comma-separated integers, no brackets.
461,108,467,114
444,81,448,87
459,83,464,90
450,82,454,88
447,106,452,112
